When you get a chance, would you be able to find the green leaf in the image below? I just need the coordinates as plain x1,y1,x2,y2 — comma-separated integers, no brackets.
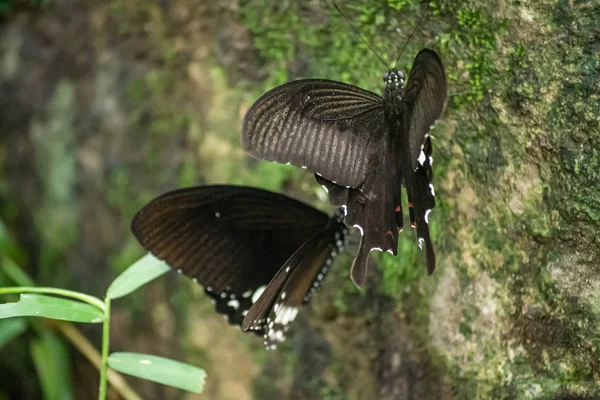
1,256,35,287
108,352,205,393
31,331,74,400
0,294,104,323
0,318,26,350
106,253,170,299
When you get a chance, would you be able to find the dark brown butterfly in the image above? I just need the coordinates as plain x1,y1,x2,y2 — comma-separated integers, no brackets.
131,185,347,348
242,49,447,288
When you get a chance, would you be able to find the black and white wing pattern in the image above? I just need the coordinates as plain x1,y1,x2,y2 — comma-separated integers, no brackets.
402,49,447,275
242,210,347,349
131,185,334,328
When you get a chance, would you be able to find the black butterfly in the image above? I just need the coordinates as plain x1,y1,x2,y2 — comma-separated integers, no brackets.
131,185,347,349
242,49,447,288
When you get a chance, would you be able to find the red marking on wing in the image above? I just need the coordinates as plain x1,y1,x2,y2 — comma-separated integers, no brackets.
408,202,414,208
395,205,401,212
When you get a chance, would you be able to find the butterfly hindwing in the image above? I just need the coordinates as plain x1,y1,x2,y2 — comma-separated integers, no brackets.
405,144,437,275
242,79,386,188
316,166,401,288
242,211,347,348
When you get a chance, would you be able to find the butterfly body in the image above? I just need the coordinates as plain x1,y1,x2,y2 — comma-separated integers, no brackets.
243,49,446,287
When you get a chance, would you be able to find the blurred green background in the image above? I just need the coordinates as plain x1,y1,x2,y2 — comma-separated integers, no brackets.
1,0,599,399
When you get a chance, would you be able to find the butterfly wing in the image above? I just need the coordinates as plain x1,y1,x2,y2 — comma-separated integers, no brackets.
316,157,401,289
402,49,447,274
131,185,330,326
242,79,386,188
242,212,346,348
403,49,447,170
405,136,437,274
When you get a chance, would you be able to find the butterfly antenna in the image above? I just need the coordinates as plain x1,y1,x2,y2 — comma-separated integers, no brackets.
334,4,391,71
393,1,431,69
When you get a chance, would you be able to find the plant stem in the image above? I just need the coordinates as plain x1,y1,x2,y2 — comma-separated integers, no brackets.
52,321,142,400
0,286,106,312
98,297,111,400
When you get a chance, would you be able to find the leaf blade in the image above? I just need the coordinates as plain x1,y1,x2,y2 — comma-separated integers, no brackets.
0,294,104,323
31,331,74,400
106,253,170,300
108,352,205,393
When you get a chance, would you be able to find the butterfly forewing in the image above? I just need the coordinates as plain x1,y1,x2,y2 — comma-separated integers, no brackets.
242,79,386,188
403,49,447,170
131,185,330,326
242,212,347,348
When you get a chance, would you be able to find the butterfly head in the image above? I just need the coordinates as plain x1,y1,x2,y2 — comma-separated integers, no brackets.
383,69,405,90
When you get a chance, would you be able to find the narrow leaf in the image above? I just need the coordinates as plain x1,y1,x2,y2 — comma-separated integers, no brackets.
0,318,27,350
1,256,35,287
31,331,74,400
0,294,104,323
108,352,205,393
106,253,170,299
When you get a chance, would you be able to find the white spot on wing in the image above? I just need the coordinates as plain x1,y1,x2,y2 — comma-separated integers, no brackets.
424,209,432,224
429,184,435,196
418,150,426,166
252,285,267,303
274,305,299,325
418,238,425,250
227,299,240,310
321,185,329,193
215,211,221,218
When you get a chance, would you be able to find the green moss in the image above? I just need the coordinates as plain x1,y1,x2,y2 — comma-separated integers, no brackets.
238,0,427,91
376,237,421,297
438,3,508,105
